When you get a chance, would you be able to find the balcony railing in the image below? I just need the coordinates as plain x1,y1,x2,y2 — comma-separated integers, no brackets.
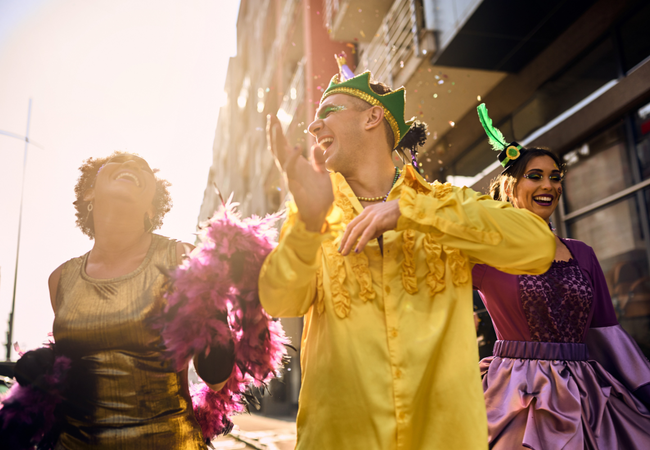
356,0,434,87
277,57,306,132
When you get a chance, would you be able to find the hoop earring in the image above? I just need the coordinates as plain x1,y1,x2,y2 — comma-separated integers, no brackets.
144,213,154,233
84,202,94,225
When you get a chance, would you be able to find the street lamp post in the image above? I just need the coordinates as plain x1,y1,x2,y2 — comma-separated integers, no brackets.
0,99,44,361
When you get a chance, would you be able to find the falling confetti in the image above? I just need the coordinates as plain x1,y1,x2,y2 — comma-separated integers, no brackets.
360,30,366,37
449,121,455,127
477,95,482,101
438,80,444,85
433,132,438,139
433,94,437,98
400,61,404,68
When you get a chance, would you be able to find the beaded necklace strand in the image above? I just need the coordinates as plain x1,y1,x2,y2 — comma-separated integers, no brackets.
356,167,400,202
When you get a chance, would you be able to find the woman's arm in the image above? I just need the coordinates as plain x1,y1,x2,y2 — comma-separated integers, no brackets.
48,264,65,313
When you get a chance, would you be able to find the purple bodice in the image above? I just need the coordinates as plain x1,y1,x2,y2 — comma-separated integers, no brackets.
519,258,593,343
472,238,615,342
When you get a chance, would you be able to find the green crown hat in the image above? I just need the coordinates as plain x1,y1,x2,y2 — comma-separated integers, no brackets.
476,103,524,171
321,71,414,149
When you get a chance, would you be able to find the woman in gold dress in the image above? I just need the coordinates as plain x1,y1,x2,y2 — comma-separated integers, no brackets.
47,152,232,449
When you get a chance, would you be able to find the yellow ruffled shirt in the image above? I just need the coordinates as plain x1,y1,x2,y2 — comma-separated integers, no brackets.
259,165,555,450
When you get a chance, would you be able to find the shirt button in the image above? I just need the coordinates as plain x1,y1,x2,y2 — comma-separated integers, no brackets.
399,411,406,420
390,329,399,338
395,369,402,378
385,285,391,295
417,210,426,219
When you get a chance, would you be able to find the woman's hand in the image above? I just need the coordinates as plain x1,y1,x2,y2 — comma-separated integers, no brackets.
267,115,334,232
339,200,401,255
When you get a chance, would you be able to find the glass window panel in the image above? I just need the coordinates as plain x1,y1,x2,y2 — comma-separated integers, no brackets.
568,193,650,356
562,122,633,213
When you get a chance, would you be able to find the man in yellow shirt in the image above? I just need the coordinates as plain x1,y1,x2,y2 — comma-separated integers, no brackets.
259,70,555,449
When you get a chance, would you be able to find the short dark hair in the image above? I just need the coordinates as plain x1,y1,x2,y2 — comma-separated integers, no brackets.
489,148,565,203
73,151,172,239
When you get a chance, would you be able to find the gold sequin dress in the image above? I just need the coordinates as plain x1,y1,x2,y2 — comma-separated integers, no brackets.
53,234,207,449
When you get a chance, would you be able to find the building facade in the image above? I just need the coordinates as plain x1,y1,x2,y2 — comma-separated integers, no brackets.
199,0,650,414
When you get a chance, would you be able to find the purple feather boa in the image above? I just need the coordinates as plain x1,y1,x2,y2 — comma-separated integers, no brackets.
0,354,71,450
155,201,289,440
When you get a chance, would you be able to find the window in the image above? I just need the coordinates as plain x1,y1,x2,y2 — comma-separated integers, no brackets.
563,122,650,356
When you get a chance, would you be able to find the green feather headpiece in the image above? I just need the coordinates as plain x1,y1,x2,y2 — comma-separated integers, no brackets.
476,103,524,170
321,71,414,149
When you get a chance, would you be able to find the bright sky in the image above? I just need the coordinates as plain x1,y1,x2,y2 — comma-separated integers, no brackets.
0,0,239,360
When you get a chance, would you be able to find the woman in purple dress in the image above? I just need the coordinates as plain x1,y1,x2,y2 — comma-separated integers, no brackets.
472,104,650,449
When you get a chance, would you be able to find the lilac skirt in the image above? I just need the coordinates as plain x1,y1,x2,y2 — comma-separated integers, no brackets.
480,340,650,449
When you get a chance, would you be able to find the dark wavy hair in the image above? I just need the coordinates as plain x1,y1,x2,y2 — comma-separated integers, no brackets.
73,151,173,239
488,148,565,203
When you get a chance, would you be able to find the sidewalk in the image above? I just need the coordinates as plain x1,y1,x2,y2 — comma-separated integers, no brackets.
211,414,297,450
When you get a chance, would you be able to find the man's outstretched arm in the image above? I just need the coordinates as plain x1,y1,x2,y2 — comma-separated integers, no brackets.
259,116,334,317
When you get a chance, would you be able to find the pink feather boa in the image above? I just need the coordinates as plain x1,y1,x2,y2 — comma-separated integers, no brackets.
155,201,289,440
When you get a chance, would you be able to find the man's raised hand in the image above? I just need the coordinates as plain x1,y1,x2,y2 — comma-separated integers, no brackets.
266,115,333,232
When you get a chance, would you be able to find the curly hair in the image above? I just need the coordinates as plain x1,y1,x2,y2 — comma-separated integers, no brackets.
73,151,173,239
488,148,565,203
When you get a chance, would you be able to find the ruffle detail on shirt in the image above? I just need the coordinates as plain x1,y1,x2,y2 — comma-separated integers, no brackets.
334,193,355,223
424,234,446,297
401,229,418,294
316,266,325,315
323,241,351,318
432,180,453,199
445,246,469,286
350,251,375,302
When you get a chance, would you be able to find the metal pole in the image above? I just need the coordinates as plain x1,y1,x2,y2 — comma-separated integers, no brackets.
6,99,31,361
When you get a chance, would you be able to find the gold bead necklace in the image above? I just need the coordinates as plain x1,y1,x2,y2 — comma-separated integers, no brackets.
356,167,400,202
